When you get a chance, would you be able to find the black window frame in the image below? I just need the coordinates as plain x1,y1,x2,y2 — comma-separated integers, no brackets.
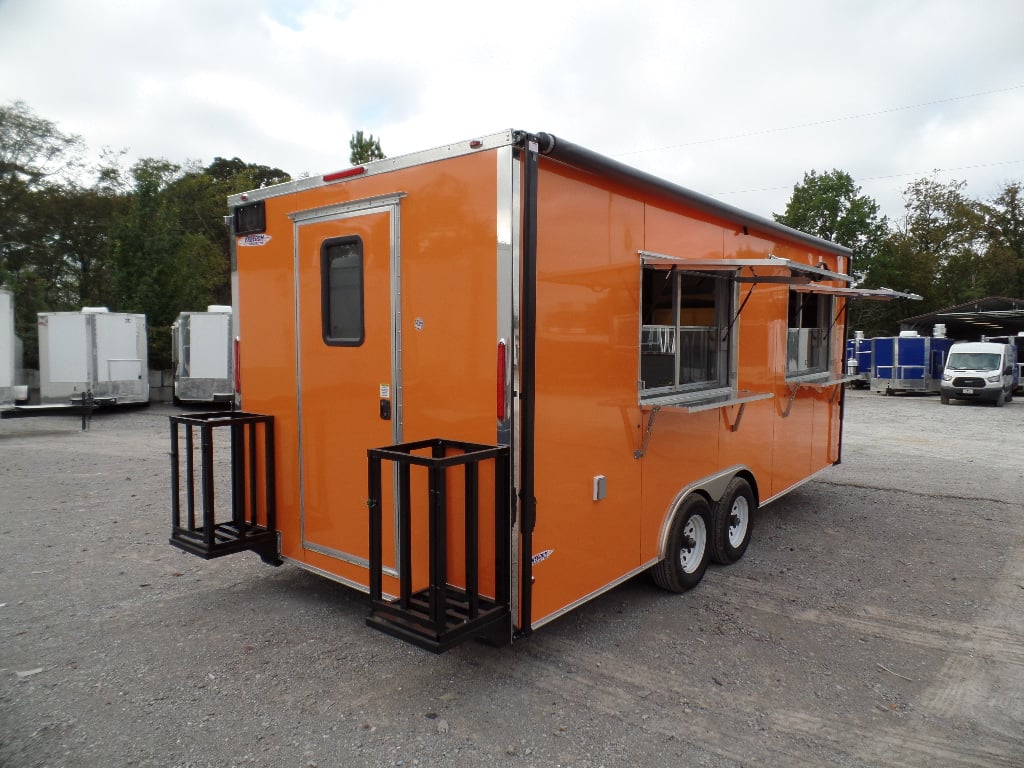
321,236,365,346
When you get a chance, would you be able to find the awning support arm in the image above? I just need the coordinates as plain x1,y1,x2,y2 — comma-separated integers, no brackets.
829,297,846,332
723,274,757,342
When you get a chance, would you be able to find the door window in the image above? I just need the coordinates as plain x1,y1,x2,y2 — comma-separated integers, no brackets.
322,236,365,346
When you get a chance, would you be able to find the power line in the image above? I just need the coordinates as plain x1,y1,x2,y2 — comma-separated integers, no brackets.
614,85,1024,158
712,159,1024,198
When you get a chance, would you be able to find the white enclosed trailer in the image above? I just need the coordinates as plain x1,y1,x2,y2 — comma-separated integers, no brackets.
38,308,149,405
0,288,15,408
171,305,234,403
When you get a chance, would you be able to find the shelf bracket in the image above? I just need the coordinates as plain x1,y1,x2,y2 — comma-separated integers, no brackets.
722,402,748,433
781,384,799,418
634,406,661,459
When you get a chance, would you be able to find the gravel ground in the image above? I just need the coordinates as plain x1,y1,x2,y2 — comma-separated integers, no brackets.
1,389,1022,768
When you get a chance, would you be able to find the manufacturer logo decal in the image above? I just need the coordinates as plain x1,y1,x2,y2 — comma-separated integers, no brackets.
531,549,554,566
238,234,272,246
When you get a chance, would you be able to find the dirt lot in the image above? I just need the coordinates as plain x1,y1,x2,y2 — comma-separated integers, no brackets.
1,389,1022,768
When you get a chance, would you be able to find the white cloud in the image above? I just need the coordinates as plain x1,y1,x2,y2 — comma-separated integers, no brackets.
1,0,1022,220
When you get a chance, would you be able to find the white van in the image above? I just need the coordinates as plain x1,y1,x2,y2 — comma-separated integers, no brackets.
940,341,1018,406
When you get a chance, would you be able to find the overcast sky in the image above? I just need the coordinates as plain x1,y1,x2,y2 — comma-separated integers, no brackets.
2,0,1022,222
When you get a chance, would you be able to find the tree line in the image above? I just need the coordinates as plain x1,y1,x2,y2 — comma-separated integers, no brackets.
774,169,1024,336
2,100,1022,370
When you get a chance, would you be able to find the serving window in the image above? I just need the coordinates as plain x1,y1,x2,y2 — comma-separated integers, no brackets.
786,290,832,376
640,265,734,401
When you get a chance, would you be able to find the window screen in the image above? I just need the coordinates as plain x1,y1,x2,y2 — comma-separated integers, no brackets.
786,291,831,375
322,237,364,346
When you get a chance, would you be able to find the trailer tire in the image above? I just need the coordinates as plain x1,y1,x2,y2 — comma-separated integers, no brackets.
710,477,754,564
652,495,710,593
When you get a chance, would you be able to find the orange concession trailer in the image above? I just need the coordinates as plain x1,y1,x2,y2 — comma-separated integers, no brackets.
168,130,914,652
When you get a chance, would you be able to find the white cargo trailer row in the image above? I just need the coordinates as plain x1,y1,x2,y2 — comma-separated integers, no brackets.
2,298,234,411
171,305,234,404
38,308,149,405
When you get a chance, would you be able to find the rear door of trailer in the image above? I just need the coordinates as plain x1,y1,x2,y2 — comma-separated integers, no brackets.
292,197,401,574
40,313,90,400
93,313,146,398
187,312,231,381
281,147,509,605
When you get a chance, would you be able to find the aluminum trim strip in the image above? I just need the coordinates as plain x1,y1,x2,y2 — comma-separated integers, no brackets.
509,147,523,632
289,192,408,224
759,463,835,507
229,131,517,206
293,218,306,547
530,560,659,630
388,198,403,567
283,554,400,593
293,196,404,568
495,145,519,636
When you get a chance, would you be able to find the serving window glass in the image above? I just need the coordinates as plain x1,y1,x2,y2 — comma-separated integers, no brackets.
640,266,734,400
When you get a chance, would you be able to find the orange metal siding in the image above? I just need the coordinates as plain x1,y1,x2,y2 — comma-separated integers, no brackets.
238,150,502,598
530,164,644,622
235,140,848,630
528,156,847,625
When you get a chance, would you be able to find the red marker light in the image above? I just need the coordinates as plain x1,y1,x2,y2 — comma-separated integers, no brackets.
233,337,241,395
497,339,507,421
469,140,483,149
323,166,366,182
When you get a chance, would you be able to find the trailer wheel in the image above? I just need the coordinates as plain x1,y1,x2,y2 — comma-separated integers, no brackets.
710,477,754,564
652,495,710,593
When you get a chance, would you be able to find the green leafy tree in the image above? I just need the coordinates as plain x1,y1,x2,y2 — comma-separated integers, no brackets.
773,169,888,282
883,178,986,306
204,156,291,190
857,177,986,335
774,169,894,335
165,157,290,306
109,159,187,367
0,101,87,365
981,182,1024,298
109,156,291,367
349,130,385,164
